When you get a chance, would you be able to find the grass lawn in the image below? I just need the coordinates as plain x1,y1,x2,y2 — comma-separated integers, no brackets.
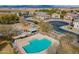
62,25,79,33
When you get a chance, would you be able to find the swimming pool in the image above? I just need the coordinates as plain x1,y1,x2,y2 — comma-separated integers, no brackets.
22,38,52,53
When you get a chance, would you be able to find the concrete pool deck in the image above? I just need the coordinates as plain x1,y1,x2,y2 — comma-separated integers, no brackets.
14,33,59,54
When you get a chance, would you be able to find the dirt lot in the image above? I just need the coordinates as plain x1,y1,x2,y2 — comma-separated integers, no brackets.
0,41,14,54
57,41,79,54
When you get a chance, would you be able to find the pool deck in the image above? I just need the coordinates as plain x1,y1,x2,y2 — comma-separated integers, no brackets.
14,33,59,54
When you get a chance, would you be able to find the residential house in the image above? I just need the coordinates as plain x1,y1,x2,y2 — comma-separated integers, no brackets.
35,12,50,20
64,13,78,20
51,13,60,19
73,18,79,29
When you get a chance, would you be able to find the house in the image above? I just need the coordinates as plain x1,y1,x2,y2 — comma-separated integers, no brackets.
35,12,50,20
64,13,78,20
64,15,73,20
27,23,38,33
73,19,79,29
51,13,60,19
64,13,73,20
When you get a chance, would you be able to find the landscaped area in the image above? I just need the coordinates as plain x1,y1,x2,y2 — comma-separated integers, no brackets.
61,25,79,35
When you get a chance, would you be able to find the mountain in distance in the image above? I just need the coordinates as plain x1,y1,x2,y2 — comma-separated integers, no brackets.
0,5,79,8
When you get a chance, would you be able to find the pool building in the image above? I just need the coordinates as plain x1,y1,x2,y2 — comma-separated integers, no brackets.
13,33,59,54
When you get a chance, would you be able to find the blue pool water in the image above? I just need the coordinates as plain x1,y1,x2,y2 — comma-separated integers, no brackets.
23,38,52,53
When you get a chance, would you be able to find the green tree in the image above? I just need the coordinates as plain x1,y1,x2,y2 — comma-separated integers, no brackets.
0,14,19,24
38,19,53,33
60,10,67,19
38,9,60,19
0,25,13,47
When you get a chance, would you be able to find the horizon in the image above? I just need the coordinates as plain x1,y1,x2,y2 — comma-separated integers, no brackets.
0,5,79,8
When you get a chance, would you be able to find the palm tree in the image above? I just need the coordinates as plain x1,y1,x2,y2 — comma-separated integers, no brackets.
70,18,74,29
37,19,53,33
0,25,13,47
